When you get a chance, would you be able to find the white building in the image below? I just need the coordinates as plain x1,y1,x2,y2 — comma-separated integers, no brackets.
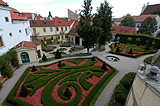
0,0,31,55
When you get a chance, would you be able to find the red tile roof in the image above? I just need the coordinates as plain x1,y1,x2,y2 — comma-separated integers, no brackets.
15,41,37,49
22,13,43,20
0,0,8,6
30,20,54,27
141,4,160,15
111,26,136,34
115,14,158,22
53,17,69,26
10,8,28,20
68,21,79,36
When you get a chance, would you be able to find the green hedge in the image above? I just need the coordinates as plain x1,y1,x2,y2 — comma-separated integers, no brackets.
144,56,153,64
99,45,106,51
115,33,160,49
60,42,71,47
108,72,136,106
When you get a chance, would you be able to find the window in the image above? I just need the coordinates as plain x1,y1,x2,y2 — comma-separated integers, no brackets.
57,27,59,31
19,30,21,33
0,36,4,47
9,33,12,37
25,29,27,35
61,27,63,32
58,36,60,39
51,36,53,40
43,28,46,32
33,28,36,34
5,17,9,22
65,27,67,31
50,27,53,32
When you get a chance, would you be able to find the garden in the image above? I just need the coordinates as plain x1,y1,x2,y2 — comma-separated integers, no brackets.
4,57,118,106
109,33,160,58
110,43,157,58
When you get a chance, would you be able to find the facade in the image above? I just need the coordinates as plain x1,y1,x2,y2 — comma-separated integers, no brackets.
0,0,31,55
15,41,42,64
68,9,78,21
114,14,160,36
30,17,75,43
68,21,83,46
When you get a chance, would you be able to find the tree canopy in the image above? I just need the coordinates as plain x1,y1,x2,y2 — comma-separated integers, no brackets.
93,1,112,48
77,0,95,54
139,17,157,35
120,16,135,27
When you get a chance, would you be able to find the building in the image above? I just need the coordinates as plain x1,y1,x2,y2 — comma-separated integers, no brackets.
68,9,78,21
68,20,83,46
126,50,160,106
0,0,31,55
22,12,43,20
114,14,160,36
30,17,75,43
15,41,42,64
141,3,160,15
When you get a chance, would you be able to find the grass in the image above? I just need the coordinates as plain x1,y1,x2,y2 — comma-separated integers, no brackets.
144,56,153,64
3,57,118,106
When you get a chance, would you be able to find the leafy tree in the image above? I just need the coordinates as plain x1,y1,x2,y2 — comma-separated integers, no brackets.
139,17,157,35
157,32,160,37
126,13,131,16
94,1,112,48
120,16,135,27
77,0,94,54
152,10,160,16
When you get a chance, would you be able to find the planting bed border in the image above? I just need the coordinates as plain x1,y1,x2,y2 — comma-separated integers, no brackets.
3,57,118,106
109,43,157,58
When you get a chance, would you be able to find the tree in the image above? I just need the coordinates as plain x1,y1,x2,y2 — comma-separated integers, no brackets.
77,0,94,54
101,62,107,71
152,10,160,16
94,1,112,49
32,65,37,72
55,49,62,59
20,84,30,97
126,13,131,16
42,54,47,61
139,17,157,35
120,16,135,27
64,87,72,100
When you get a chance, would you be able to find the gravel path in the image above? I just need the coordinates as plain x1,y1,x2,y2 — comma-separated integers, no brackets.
0,44,154,106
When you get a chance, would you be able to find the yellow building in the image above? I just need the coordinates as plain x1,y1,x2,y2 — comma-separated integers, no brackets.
15,41,42,64
30,17,75,43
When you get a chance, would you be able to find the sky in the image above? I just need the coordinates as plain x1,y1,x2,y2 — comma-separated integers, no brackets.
3,0,160,18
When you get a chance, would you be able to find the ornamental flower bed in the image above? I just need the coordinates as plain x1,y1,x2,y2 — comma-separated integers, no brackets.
110,43,157,58
5,57,118,106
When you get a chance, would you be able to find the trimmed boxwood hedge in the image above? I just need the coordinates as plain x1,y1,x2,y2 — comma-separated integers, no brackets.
108,72,136,106
115,33,160,49
4,57,118,106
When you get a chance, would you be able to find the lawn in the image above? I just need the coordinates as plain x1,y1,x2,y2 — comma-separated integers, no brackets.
4,57,118,106
110,43,157,58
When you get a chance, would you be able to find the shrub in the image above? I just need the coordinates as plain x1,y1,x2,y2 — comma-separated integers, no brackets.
145,45,149,50
99,45,106,51
128,48,133,54
42,54,47,61
114,43,117,47
60,42,71,47
58,61,62,67
93,44,99,51
31,65,37,72
115,92,127,105
55,49,62,59
20,85,30,98
63,87,72,100
101,62,107,71
144,56,153,64
115,47,120,52
91,56,96,61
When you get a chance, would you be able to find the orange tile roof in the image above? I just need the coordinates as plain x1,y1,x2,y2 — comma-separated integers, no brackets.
30,20,54,27
15,41,37,49
53,17,69,26
111,26,136,34
115,14,158,22
0,0,8,6
22,13,43,20
68,21,79,36
141,4,160,15
10,8,28,20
